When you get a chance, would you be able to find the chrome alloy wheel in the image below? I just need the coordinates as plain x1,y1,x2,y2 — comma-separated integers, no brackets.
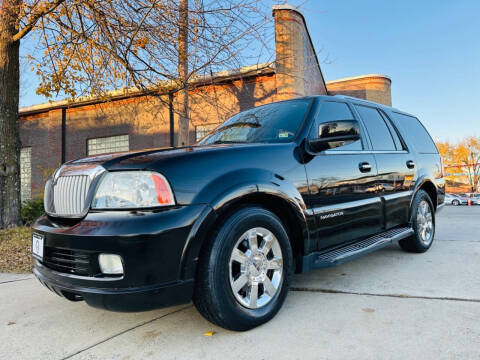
229,227,283,309
417,200,434,245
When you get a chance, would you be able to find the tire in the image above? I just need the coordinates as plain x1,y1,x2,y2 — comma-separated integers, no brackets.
193,206,293,331
399,190,435,253
452,199,460,206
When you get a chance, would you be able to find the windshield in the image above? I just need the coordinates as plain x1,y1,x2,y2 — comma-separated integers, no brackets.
198,99,312,145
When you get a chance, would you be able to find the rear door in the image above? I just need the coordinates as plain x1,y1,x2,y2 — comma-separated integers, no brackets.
353,104,414,229
303,100,383,251
388,111,445,208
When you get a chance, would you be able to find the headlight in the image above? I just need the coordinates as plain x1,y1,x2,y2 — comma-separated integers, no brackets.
92,171,175,209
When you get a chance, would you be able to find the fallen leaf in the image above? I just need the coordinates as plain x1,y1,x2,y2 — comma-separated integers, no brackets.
0,227,33,273
204,331,215,337
362,308,375,313
7,321,15,326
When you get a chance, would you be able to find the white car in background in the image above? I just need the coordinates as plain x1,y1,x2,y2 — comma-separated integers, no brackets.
445,194,467,206
469,195,480,205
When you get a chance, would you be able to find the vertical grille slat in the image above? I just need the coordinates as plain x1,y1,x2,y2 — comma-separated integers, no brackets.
78,177,83,211
74,178,82,209
52,175,91,217
82,176,90,210
57,178,63,215
80,176,86,210
70,177,75,211
66,177,73,214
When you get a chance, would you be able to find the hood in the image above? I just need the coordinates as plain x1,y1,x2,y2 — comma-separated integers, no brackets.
69,143,262,170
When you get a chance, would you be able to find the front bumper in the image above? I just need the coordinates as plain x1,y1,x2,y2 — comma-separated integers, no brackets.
32,204,210,312
34,261,194,311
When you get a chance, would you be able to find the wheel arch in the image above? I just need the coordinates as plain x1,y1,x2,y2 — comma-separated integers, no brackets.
409,177,438,220
179,184,310,280
214,191,308,270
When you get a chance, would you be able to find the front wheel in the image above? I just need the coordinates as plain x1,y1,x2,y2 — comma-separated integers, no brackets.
399,190,435,253
452,199,460,206
193,207,293,331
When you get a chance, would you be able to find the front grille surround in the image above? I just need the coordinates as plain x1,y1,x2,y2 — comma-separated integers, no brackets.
44,164,105,218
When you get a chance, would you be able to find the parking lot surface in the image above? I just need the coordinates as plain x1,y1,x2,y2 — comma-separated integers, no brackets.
1,206,479,359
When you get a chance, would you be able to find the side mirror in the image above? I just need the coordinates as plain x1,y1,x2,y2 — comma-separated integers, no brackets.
308,120,361,153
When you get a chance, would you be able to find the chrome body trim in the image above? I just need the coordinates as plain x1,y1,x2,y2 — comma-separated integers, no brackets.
323,150,409,155
382,191,413,201
305,197,381,216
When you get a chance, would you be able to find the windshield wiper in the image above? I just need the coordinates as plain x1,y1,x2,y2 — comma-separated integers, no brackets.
215,122,261,132
212,140,247,144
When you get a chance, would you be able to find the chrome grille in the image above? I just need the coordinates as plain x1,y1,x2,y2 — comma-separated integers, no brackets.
53,176,91,216
44,163,105,218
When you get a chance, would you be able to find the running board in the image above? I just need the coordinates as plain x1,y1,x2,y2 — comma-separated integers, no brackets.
301,227,414,272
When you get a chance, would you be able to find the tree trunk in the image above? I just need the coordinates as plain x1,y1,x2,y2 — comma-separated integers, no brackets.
177,0,189,146
0,0,21,228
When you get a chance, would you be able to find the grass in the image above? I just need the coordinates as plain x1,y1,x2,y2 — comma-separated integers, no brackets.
0,227,32,273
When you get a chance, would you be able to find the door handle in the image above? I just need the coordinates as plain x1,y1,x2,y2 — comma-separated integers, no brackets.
359,162,372,173
406,160,415,169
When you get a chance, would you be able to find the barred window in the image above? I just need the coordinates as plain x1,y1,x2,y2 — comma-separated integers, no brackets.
195,124,218,142
20,147,32,202
87,135,129,156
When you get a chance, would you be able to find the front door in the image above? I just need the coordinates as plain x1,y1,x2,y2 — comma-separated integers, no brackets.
303,100,383,251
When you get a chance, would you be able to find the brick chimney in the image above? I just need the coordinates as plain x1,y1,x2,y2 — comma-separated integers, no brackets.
273,4,327,101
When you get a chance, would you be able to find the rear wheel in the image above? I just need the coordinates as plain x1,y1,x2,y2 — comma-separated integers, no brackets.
193,207,293,331
399,190,435,253
452,199,460,206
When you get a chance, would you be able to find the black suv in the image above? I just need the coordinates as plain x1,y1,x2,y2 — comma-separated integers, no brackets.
32,95,445,331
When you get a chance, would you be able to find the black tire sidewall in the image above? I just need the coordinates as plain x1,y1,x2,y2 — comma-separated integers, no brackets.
206,207,293,330
410,190,436,251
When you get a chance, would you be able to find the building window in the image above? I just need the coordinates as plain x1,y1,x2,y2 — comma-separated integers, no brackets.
195,124,218,142
20,147,32,202
87,135,129,156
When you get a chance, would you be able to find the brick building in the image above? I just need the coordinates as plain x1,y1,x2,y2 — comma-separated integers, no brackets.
18,5,392,200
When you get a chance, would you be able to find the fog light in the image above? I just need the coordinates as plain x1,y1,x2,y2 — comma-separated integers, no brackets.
98,254,124,275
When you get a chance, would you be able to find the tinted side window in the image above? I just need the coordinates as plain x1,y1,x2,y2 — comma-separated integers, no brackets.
391,112,438,154
379,110,405,150
355,105,396,151
313,101,362,150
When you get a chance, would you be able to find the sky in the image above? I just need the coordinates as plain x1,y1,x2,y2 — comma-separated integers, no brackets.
19,0,480,143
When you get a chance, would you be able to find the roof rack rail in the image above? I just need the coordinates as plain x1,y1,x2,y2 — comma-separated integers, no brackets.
332,94,386,106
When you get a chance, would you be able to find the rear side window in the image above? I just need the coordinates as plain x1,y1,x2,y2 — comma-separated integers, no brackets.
379,110,405,150
355,105,396,151
391,113,438,154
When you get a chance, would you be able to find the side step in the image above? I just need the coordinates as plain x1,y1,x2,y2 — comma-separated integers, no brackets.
301,227,414,272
